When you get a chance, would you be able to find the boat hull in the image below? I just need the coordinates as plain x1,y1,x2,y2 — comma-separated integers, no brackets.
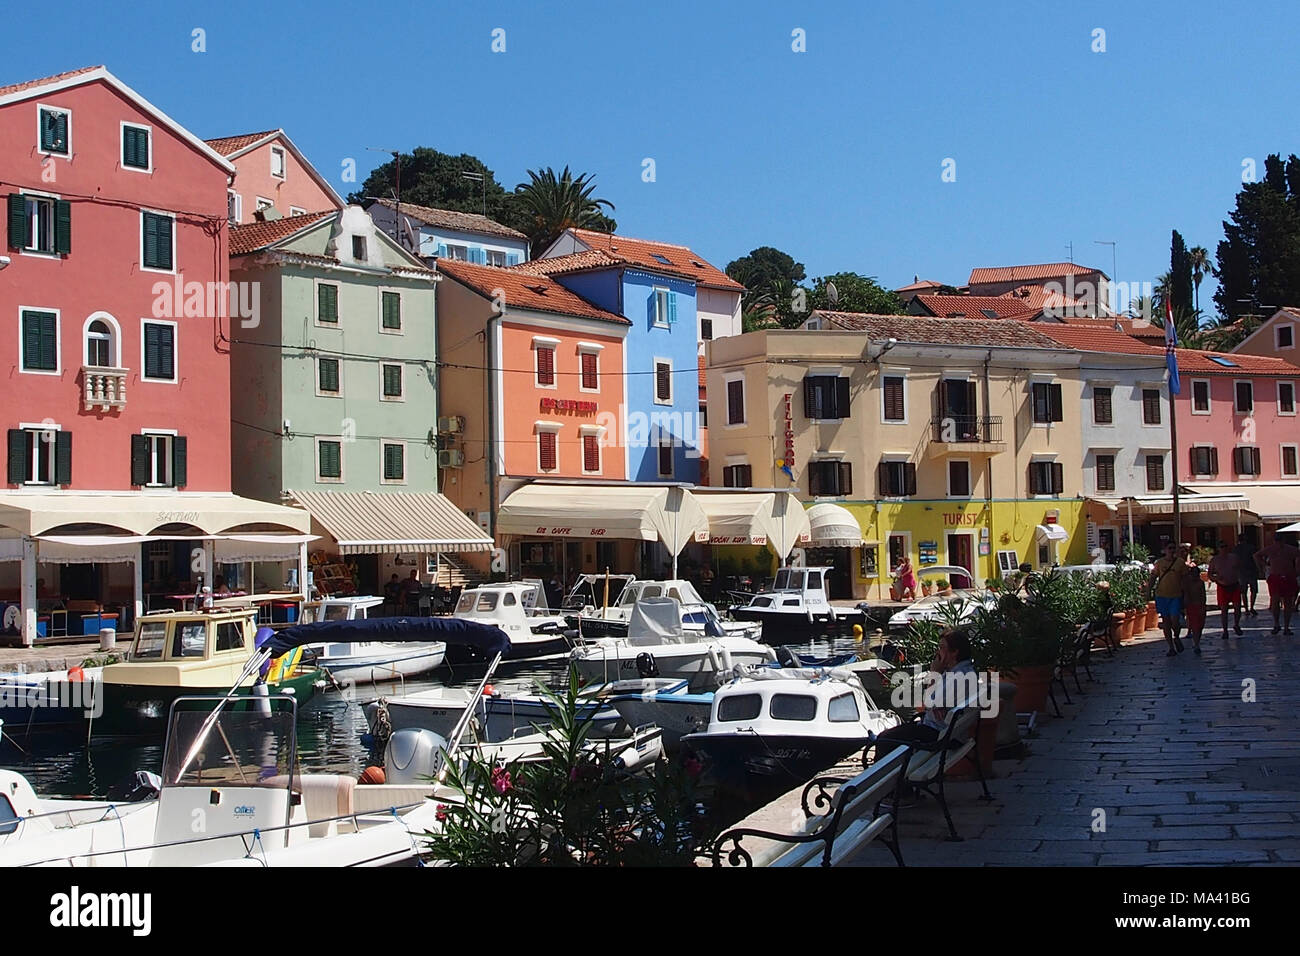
312,643,446,683
729,606,866,644
681,731,869,804
445,632,571,664
571,644,774,692
610,693,712,752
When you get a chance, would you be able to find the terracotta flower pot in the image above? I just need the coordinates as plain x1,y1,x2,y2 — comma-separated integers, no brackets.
946,712,998,779
1109,612,1126,646
1144,601,1158,632
889,584,901,601
1123,609,1139,641
1006,664,1053,715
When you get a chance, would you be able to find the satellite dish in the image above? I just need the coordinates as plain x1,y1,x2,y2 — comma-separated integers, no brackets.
826,281,839,307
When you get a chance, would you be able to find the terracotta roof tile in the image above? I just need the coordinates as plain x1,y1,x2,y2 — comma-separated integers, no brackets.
369,198,527,241
999,283,1089,312
969,262,1105,285
228,211,336,255
509,249,623,276
813,311,1070,349
698,356,707,389
0,65,103,98
204,129,280,155
1173,348,1300,376
1033,323,1162,355
436,259,628,326
560,228,745,291
894,278,946,293
912,294,1041,320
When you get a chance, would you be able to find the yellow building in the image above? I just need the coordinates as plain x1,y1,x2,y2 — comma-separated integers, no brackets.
705,312,1089,600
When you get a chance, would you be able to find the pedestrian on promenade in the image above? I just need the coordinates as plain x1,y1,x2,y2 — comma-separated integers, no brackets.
1147,542,1186,656
1182,556,1207,656
1256,534,1300,635
1235,535,1261,615
896,556,917,602
1208,541,1244,639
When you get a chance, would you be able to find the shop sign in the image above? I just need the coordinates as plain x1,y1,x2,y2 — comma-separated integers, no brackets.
540,398,597,414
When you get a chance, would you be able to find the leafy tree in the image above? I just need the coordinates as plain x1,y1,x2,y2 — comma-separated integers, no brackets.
347,147,514,220
512,166,616,257
806,273,904,320
1214,153,1300,320
726,247,807,327
1188,245,1213,314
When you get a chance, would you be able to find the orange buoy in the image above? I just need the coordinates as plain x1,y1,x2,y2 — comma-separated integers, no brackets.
358,766,385,785
67,666,85,682
482,683,495,696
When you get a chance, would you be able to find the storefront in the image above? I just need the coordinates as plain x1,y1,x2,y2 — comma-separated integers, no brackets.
1086,493,1254,556
804,502,865,600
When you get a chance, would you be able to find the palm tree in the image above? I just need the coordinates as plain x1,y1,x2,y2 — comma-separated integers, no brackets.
513,166,615,256
1188,246,1214,314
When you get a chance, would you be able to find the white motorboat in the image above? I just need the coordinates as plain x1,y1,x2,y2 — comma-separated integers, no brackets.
572,578,760,642
570,597,777,692
887,566,995,631
299,596,445,683
731,566,865,643
681,666,901,800
450,582,572,661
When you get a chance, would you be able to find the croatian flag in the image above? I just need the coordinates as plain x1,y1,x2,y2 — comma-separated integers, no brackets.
1165,299,1181,395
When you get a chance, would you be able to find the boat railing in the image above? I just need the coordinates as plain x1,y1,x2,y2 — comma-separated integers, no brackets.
20,798,433,868
8,800,139,836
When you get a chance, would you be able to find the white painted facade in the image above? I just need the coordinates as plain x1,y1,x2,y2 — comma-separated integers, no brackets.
1080,354,1171,499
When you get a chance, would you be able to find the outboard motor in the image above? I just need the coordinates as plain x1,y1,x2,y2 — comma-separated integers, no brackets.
775,646,802,669
384,728,449,785
109,770,162,803
635,652,660,678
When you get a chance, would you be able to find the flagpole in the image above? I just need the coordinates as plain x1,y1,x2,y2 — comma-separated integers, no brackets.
1165,300,1183,543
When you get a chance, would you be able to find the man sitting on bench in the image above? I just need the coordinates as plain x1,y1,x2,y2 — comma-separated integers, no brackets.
869,628,977,798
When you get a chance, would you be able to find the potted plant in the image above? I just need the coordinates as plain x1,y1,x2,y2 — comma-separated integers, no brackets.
970,573,1072,716
936,577,951,595
921,580,934,597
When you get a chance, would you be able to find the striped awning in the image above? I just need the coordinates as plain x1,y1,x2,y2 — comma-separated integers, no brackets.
287,490,493,555
805,502,865,548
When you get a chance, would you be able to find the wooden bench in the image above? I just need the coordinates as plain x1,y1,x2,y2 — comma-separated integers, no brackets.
709,746,911,867
904,702,992,841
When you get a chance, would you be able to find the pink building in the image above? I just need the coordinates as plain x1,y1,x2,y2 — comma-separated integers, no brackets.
205,129,342,225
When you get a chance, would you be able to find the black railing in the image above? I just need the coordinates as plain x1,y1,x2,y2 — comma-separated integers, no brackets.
930,415,1004,443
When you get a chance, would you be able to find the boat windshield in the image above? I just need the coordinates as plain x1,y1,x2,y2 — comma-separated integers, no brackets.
162,697,297,788
773,569,805,591
172,622,208,658
323,603,352,621
132,621,168,659
475,592,500,611
455,591,478,614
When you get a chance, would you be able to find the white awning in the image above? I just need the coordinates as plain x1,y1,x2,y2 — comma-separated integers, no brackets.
215,534,318,562
497,483,708,555
288,490,493,555
37,534,153,564
693,491,811,558
1186,484,1300,523
805,502,865,548
1136,494,1253,517
1035,523,1069,542
0,492,311,536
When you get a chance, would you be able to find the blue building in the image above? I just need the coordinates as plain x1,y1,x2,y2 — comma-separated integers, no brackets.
365,198,529,266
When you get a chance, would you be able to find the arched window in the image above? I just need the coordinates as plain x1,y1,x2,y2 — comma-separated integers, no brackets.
85,318,114,367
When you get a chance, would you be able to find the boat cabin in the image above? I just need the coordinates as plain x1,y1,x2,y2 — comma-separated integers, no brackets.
102,608,262,689
300,595,384,624
743,567,833,611
706,670,875,734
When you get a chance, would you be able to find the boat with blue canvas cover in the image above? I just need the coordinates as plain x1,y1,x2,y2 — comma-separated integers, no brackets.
297,596,446,682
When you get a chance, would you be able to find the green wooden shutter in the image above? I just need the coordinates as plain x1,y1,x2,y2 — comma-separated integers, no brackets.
130,435,150,486
21,311,56,371
172,436,188,487
318,284,338,323
54,200,71,255
143,213,172,269
54,431,71,486
383,365,401,397
384,444,403,480
144,324,159,377
382,291,401,329
8,430,27,484
8,194,26,249
157,215,173,269
159,325,175,378
143,214,158,267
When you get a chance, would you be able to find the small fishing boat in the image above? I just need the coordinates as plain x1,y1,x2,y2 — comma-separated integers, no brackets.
449,582,572,661
569,597,777,692
0,666,103,738
730,566,866,642
681,666,901,802
298,596,445,682
572,578,760,642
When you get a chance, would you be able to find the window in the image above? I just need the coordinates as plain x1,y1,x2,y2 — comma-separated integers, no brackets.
1146,454,1165,491
536,345,556,386
1279,382,1296,415
141,211,174,271
770,694,817,722
442,243,468,260
655,360,672,404
353,236,368,261
381,363,403,399
8,193,70,254
726,378,745,425
1142,388,1161,425
0,795,16,837
1031,382,1063,424
121,124,150,170
807,459,853,496
130,433,185,487
580,351,598,390
474,592,499,612
804,375,851,420
1235,381,1253,414
255,197,274,213
7,427,70,486
876,460,914,498
85,319,113,367
1189,446,1218,476
485,249,508,267
270,145,286,179
38,106,69,155
538,431,558,472
142,321,176,381
317,439,342,481
381,291,401,330
1028,460,1064,495
948,460,971,497
717,693,762,722
1277,324,1294,350
317,283,339,324
1191,379,1211,414
699,403,707,427
1233,445,1262,476
289,206,306,217
174,623,206,658
651,288,675,327
583,433,601,474
701,318,713,341
723,464,752,488
382,442,405,482
1283,445,1299,478
215,622,244,652
657,437,673,477
318,357,340,394
132,622,167,659
1095,454,1116,493
1092,386,1113,424
20,309,58,372
827,693,860,722
882,375,906,422
226,191,242,225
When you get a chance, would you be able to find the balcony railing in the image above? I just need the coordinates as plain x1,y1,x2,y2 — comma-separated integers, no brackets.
930,415,1003,444
82,366,128,411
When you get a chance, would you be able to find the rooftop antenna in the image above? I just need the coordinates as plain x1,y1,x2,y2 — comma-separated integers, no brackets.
367,147,402,246
461,169,486,217
1065,241,1074,264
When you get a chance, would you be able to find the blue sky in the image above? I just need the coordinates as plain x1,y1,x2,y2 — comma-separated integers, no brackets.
9,0,1296,313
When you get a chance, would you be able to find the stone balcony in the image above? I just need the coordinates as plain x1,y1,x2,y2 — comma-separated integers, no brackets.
81,366,128,411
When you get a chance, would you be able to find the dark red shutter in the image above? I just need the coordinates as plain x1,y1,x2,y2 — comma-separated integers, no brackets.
1050,383,1064,422
884,378,904,420
809,462,823,497
803,377,818,419
728,380,744,424
903,463,916,497
656,363,671,401
1252,447,1262,475
537,347,554,386
540,432,556,470
1051,462,1064,494
835,377,851,419
580,352,597,389
583,434,599,472
876,461,889,497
